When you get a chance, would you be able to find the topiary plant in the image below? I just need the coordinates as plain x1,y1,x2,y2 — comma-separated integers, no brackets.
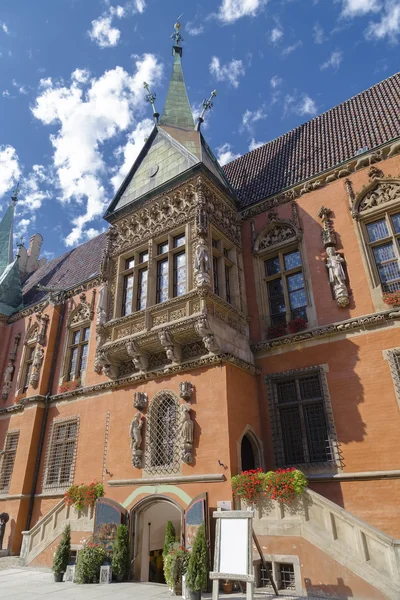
53,524,71,577
111,524,130,581
186,524,208,597
163,520,176,560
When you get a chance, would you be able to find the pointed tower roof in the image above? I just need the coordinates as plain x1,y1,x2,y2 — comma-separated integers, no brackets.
0,201,15,276
159,46,195,130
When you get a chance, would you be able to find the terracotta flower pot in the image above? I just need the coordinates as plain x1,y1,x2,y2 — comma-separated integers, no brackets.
223,582,233,594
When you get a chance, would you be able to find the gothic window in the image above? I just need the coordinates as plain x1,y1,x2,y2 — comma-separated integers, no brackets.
264,249,307,325
266,367,339,468
0,431,19,493
67,326,90,382
121,250,149,316
211,236,234,304
145,391,180,474
365,212,400,292
155,233,187,304
44,418,79,488
22,345,35,392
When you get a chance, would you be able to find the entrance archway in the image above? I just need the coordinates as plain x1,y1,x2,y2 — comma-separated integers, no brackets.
239,427,264,472
241,434,256,471
131,496,183,583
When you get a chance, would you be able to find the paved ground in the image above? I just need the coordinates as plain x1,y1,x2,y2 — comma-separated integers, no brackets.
0,568,330,600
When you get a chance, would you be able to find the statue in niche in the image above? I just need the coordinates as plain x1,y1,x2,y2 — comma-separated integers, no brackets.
2,362,14,400
194,240,211,286
97,281,108,326
30,347,44,389
0,513,9,551
178,403,194,464
326,247,349,307
130,412,143,469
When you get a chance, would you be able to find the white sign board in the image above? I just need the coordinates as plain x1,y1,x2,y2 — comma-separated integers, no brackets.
219,518,248,575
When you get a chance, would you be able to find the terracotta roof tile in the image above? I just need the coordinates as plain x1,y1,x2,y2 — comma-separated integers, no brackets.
223,72,400,208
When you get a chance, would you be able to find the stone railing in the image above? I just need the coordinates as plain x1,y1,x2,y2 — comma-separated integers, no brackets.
20,499,95,566
252,488,400,599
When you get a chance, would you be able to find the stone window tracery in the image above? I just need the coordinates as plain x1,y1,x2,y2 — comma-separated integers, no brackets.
144,391,180,475
43,418,79,489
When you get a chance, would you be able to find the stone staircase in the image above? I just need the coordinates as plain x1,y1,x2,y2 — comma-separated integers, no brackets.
252,488,400,599
20,499,95,566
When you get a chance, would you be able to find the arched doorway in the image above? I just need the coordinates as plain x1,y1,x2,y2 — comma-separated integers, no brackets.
239,428,263,472
241,434,256,471
131,496,183,583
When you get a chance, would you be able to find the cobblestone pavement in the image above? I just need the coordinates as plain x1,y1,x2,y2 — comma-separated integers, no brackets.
0,568,331,600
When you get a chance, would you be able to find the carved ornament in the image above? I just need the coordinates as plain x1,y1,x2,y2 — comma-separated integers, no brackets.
318,206,349,308
29,347,44,389
130,412,143,469
178,402,194,464
357,180,400,214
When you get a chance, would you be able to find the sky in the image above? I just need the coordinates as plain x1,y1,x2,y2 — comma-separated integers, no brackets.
0,0,400,260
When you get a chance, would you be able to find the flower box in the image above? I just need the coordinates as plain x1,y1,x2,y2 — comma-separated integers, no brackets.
267,323,287,339
231,468,307,505
287,317,307,334
383,291,400,308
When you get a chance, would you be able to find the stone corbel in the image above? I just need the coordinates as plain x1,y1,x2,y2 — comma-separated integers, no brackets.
158,330,182,364
126,341,149,372
98,349,119,380
318,207,350,308
195,315,219,354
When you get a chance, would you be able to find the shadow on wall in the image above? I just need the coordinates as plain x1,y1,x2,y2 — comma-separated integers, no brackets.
305,577,353,599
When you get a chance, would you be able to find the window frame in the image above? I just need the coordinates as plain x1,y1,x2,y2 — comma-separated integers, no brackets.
22,345,36,392
361,210,400,293
155,232,187,305
0,430,20,493
43,417,79,490
211,234,234,305
120,248,149,316
144,391,181,475
67,326,90,383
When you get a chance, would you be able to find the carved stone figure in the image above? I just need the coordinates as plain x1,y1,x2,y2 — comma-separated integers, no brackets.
134,392,147,410
130,412,143,468
98,350,119,379
159,330,181,363
178,403,194,464
159,330,173,348
359,182,400,213
203,334,219,354
29,347,44,389
126,341,149,371
258,225,296,251
0,513,9,551
97,282,108,326
195,315,211,338
194,240,211,287
195,316,219,354
326,248,349,307
1,362,14,401
179,382,193,400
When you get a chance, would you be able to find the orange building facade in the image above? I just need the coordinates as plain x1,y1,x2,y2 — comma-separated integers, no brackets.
1,41,400,599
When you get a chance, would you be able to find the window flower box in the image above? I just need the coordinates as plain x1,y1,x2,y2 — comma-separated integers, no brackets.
383,291,400,308
287,317,307,334
267,323,287,339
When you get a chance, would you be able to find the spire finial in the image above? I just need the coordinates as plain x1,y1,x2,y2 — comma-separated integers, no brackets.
195,90,217,131
143,82,159,123
171,16,184,47
11,181,20,203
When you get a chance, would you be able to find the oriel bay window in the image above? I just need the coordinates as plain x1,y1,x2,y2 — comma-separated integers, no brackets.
156,233,186,304
365,211,400,292
121,250,149,315
264,249,307,325
68,327,90,381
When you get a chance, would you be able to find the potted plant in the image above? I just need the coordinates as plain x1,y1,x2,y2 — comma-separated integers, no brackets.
186,524,208,600
164,542,189,595
111,524,130,582
64,481,104,512
222,580,233,594
53,524,71,582
75,540,106,583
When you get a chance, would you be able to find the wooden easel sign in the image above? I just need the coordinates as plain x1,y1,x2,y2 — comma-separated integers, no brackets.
210,510,255,600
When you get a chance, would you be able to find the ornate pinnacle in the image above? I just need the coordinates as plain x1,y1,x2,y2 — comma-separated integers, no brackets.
143,82,159,122
195,90,217,131
171,20,183,46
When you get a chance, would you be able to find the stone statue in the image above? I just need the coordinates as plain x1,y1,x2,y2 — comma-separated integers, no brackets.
29,347,44,389
97,282,108,326
194,240,211,286
0,513,9,551
130,412,143,468
326,247,349,307
178,403,194,464
1,362,14,401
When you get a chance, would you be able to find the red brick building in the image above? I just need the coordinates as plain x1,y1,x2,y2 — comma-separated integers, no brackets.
0,38,400,599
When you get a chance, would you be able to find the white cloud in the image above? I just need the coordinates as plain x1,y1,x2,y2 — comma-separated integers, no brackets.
0,146,21,199
2,90,10,98
1,22,9,34
216,143,241,166
270,27,283,43
341,0,382,17
249,138,265,151
285,93,318,117
366,0,400,42
18,218,31,237
186,22,204,36
282,40,303,56
209,56,245,88
217,0,268,23
72,68,91,84
133,0,146,13
20,165,52,213
313,22,325,43
321,50,344,70
241,107,267,134
89,15,121,48
270,75,283,88
111,118,154,190
31,53,163,246
12,79,29,95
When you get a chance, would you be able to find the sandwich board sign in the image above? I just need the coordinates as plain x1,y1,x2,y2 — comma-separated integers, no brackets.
210,510,254,600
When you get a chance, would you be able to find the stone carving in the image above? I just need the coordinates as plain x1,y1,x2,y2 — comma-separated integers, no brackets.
178,403,194,464
195,315,219,354
29,347,44,389
94,326,107,374
2,334,21,401
97,282,108,326
69,302,91,327
359,181,400,213
0,513,9,551
194,240,211,287
258,224,296,251
98,350,119,380
355,149,382,171
318,207,349,308
159,330,181,363
195,177,208,236
179,381,193,400
134,392,147,410
368,165,384,180
130,412,143,468
126,341,149,372
37,314,49,346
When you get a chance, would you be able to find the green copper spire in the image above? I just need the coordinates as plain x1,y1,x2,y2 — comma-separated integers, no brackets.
0,258,23,316
159,22,194,130
0,197,16,276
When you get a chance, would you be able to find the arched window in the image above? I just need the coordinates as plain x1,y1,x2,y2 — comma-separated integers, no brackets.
145,391,180,474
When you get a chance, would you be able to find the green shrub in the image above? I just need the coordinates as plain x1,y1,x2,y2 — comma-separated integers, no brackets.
75,542,106,584
111,524,130,580
164,543,189,590
186,524,208,592
163,520,176,559
53,524,71,574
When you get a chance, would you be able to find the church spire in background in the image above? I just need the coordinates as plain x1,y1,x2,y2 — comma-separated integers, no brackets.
159,20,194,130
0,183,23,316
0,183,19,276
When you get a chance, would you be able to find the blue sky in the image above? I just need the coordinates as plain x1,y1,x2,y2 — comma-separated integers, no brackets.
0,0,399,259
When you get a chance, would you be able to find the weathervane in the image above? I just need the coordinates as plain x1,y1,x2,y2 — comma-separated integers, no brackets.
143,82,159,122
11,181,20,203
195,90,217,131
171,15,184,46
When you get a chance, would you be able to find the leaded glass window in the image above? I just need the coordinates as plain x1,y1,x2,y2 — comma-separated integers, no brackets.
23,346,35,391
120,247,149,315
366,211,400,292
67,326,90,382
145,392,180,474
157,259,169,303
173,251,186,297
264,249,307,325
137,268,148,311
